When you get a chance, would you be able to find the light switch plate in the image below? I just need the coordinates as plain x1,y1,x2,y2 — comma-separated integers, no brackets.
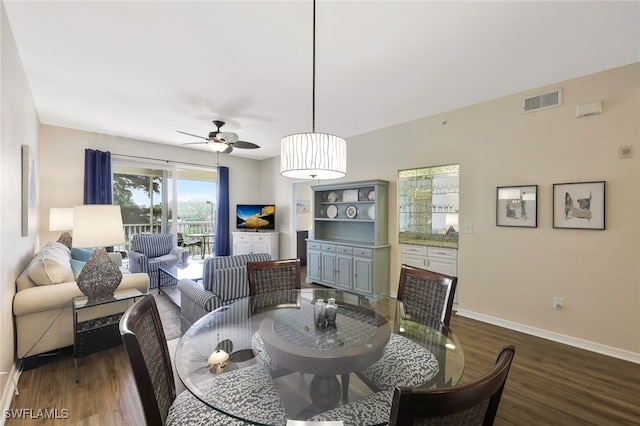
464,224,473,234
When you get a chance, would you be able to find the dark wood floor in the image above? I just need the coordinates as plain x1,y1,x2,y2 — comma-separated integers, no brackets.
7,311,639,426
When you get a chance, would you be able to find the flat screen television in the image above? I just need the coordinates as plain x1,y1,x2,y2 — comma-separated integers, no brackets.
236,204,276,230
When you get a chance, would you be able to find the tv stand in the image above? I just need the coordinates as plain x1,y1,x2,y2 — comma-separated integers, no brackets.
232,231,279,260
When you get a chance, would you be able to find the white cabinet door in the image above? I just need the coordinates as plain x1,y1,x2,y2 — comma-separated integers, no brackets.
321,252,336,285
427,257,457,276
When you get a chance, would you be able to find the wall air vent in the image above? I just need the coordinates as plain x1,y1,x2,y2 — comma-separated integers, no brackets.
522,89,562,113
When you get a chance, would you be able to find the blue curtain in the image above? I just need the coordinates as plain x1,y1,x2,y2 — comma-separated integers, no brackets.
214,166,231,256
84,149,113,204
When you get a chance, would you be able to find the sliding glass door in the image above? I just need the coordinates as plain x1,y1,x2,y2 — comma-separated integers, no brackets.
113,162,216,250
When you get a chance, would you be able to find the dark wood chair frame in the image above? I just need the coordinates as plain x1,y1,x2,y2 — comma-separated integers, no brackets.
397,263,458,327
246,258,302,296
388,344,516,426
120,294,176,426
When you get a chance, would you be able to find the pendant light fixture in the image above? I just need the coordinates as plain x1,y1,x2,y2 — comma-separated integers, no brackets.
280,0,347,180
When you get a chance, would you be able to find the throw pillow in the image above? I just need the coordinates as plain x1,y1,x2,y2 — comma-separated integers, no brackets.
28,255,75,285
70,259,86,280
209,266,249,300
71,247,94,262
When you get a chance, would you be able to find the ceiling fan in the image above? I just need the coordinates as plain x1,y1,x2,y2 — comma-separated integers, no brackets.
178,120,260,153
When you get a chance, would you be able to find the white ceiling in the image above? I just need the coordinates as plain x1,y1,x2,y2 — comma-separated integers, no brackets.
4,1,639,160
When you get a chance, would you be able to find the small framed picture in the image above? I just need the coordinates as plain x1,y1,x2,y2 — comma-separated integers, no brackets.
553,181,605,230
496,185,537,228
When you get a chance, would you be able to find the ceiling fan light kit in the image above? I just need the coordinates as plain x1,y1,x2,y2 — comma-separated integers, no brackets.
179,120,259,154
280,0,347,180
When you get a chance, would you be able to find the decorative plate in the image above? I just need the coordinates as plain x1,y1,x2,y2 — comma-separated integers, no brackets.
327,192,337,202
345,205,357,219
327,204,338,218
367,205,375,220
367,190,376,201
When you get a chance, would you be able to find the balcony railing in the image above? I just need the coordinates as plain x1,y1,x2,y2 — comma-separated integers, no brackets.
119,221,215,251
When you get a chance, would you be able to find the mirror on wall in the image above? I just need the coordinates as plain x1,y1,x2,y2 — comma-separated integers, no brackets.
398,164,459,247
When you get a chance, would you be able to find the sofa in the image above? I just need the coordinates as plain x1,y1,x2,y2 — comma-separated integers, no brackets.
178,253,271,332
13,241,149,360
128,233,189,289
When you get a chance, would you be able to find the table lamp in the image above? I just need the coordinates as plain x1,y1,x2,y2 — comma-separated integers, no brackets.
72,205,125,301
49,207,74,249
445,214,459,235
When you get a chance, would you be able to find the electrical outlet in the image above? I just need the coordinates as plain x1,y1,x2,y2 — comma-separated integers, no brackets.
553,297,565,311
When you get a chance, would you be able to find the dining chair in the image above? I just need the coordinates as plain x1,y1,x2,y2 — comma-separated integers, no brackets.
246,258,302,296
312,345,515,426
388,344,516,425
119,294,285,425
358,264,458,391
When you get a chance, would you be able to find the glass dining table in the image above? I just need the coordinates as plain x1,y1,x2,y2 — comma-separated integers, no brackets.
174,288,465,425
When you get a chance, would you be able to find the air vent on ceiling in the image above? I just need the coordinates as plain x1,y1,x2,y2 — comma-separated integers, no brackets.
522,89,562,113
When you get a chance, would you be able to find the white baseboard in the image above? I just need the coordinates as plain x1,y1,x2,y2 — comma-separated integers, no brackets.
0,362,21,426
455,309,640,364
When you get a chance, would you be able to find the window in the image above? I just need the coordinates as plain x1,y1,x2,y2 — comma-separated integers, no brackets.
113,162,216,250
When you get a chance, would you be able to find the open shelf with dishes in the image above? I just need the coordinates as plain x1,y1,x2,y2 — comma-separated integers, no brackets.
307,180,390,296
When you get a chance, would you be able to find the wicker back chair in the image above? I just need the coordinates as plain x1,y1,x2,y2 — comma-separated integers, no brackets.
120,295,256,425
388,345,516,426
397,264,458,327
246,258,301,296
357,265,458,392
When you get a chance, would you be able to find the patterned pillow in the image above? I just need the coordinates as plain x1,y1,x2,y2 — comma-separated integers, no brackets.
207,266,249,301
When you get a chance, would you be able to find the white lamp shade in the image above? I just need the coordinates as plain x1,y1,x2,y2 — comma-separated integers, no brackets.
445,214,459,227
49,208,74,231
72,205,125,248
280,132,347,179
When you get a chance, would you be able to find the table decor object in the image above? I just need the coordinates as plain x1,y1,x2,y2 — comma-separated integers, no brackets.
72,205,125,301
325,298,338,325
314,299,326,328
207,349,229,374
553,181,605,230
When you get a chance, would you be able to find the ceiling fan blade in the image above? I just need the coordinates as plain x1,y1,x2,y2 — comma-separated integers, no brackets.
223,145,233,154
232,140,260,149
177,130,209,141
182,141,209,146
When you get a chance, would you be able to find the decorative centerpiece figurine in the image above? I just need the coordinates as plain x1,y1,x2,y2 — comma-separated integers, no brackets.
207,349,229,374
314,299,326,328
325,298,338,326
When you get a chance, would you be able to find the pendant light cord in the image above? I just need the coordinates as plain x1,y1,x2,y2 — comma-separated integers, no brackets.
312,0,316,133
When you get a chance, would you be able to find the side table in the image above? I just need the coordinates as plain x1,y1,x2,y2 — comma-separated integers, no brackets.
73,288,144,382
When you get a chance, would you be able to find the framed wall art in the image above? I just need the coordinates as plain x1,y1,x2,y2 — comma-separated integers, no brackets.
496,185,537,227
552,181,605,230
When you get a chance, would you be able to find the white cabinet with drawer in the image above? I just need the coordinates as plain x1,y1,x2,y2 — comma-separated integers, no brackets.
401,244,457,277
232,231,279,260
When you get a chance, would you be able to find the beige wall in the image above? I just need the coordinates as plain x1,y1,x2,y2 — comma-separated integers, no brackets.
0,2,40,407
274,63,640,359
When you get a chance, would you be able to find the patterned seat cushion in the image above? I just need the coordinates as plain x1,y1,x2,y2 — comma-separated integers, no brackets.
167,390,252,425
309,390,394,426
171,363,288,426
360,333,439,390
